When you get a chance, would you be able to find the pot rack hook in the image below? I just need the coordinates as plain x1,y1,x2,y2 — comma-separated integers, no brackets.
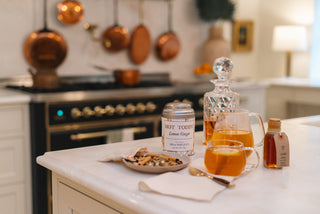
83,23,101,41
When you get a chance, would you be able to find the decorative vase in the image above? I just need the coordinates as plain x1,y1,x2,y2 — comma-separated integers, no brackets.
202,26,231,66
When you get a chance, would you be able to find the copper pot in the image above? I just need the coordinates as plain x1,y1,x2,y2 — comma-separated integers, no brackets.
28,68,60,89
114,69,140,86
155,0,180,61
129,0,151,64
57,0,84,25
102,0,130,52
23,0,67,89
24,0,67,71
23,29,67,70
92,65,141,86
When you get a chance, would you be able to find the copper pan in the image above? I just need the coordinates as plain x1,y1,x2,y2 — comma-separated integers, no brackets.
92,65,141,86
23,0,67,89
129,0,151,64
102,0,130,52
24,0,67,71
155,0,180,61
57,0,84,25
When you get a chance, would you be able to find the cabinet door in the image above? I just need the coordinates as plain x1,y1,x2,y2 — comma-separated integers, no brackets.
0,105,24,136
57,182,120,214
0,136,24,186
0,183,25,214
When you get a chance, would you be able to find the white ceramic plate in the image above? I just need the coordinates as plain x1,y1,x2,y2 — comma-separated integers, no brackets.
122,152,190,174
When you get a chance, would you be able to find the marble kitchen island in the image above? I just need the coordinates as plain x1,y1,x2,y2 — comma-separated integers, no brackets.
37,116,320,214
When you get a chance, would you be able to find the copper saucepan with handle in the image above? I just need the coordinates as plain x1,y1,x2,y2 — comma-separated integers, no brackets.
102,0,130,52
92,65,141,86
155,0,180,61
24,0,67,71
57,0,84,25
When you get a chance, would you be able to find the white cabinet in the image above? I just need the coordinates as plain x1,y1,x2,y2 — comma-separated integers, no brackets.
52,174,122,214
56,182,120,214
0,103,31,214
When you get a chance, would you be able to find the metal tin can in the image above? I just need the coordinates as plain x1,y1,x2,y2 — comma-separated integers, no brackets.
161,102,195,155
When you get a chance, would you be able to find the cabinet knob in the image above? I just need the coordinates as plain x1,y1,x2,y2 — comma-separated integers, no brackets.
115,104,126,115
82,107,95,118
146,102,157,113
126,103,136,114
136,102,146,114
105,105,115,116
71,107,82,119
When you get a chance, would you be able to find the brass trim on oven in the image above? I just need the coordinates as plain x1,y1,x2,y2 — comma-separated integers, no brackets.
69,127,147,141
47,115,161,132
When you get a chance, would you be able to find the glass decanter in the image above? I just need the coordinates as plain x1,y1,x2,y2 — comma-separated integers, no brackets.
203,57,240,142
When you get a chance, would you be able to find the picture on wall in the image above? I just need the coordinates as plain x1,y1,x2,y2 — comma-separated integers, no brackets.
233,20,254,52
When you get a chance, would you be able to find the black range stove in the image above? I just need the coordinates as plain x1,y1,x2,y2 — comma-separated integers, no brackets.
5,73,205,214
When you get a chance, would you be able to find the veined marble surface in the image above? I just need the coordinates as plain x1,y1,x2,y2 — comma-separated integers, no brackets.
37,117,320,214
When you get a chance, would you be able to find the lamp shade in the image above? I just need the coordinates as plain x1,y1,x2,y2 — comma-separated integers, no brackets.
272,25,307,52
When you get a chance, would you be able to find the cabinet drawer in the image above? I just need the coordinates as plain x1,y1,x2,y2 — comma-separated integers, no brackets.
57,182,120,214
0,105,24,136
0,183,25,214
0,136,24,185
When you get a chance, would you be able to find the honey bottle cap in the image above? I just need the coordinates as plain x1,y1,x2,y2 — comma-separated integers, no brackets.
268,118,281,130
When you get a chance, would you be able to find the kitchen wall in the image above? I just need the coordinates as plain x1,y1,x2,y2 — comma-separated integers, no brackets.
0,0,314,82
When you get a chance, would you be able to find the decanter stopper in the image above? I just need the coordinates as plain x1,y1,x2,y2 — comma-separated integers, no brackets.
213,57,233,80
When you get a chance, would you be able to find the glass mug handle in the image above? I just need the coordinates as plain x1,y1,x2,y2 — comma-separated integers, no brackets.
242,147,260,175
249,112,265,147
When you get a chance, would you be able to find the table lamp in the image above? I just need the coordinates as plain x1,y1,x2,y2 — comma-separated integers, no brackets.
272,25,307,77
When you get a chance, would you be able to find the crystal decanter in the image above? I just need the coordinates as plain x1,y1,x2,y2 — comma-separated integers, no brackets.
203,57,240,142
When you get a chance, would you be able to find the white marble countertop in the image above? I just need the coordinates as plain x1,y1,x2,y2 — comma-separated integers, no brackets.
0,88,30,104
262,77,320,89
37,117,320,214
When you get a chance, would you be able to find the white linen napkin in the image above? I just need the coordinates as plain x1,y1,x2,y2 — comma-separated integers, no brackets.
139,158,234,201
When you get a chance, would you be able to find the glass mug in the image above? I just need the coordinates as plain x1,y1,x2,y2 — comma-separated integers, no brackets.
211,109,265,151
204,139,260,177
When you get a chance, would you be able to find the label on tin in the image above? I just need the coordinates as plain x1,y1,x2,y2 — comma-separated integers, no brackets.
162,117,195,153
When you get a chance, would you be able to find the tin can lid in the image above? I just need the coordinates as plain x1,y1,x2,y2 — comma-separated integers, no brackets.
162,102,194,117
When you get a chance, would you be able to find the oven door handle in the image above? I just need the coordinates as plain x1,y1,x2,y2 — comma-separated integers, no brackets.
70,127,147,141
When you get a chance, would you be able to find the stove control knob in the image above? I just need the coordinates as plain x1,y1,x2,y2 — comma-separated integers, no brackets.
71,108,82,119
126,103,136,114
136,102,146,114
94,106,106,117
83,107,95,118
105,105,115,116
198,98,204,108
146,102,157,113
182,99,193,106
115,104,126,116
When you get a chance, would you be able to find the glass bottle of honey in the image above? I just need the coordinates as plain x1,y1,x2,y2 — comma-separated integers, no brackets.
264,118,282,168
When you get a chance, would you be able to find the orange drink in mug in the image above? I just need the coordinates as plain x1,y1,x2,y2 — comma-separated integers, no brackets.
211,109,265,155
204,139,260,176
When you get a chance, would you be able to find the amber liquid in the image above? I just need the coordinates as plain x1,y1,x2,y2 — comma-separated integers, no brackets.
211,129,254,156
204,147,246,176
204,120,216,145
263,133,281,168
